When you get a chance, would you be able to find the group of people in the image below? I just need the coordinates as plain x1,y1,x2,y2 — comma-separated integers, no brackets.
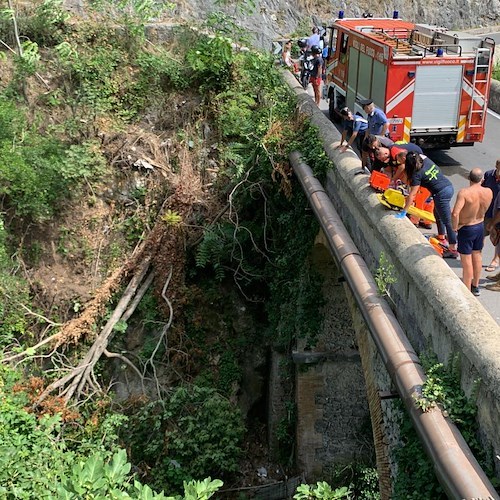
282,27,326,105
335,98,500,297
336,99,390,160
283,32,500,297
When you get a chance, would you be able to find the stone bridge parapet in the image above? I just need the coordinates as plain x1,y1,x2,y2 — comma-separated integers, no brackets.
282,69,500,474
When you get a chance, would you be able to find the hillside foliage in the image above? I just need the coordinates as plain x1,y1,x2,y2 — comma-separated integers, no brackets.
0,0,336,496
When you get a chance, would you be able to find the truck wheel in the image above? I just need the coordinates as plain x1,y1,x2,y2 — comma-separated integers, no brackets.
329,96,340,122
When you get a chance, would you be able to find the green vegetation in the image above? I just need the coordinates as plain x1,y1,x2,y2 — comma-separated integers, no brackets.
0,365,164,498
0,0,333,495
328,464,380,500
294,463,380,500
125,385,244,493
294,481,350,499
374,252,397,299
0,98,106,221
493,61,500,81
0,362,224,500
393,355,497,499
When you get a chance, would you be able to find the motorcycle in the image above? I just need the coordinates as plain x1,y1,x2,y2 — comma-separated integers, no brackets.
298,51,315,90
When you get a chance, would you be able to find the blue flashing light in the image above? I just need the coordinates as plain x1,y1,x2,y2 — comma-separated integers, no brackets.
393,10,399,19
338,10,344,19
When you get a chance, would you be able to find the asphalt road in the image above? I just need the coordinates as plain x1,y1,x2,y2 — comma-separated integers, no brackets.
315,93,500,324
483,32,500,47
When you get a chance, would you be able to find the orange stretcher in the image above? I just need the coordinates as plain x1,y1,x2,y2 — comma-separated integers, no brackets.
370,171,434,212
414,186,434,214
426,236,446,257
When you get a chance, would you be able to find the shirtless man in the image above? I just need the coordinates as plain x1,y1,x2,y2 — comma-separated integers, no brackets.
451,168,493,296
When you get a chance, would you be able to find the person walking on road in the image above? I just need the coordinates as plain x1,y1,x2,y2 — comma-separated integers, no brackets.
360,99,389,137
482,159,500,272
399,152,459,259
451,168,493,296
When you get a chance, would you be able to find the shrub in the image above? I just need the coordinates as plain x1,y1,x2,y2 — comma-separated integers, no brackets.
0,96,106,221
125,385,245,493
186,33,234,92
19,0,69,46
493,62,500,81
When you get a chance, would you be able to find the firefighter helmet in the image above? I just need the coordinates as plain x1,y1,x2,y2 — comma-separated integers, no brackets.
311,45,322,54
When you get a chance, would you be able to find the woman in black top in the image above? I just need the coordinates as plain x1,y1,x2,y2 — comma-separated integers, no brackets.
399,152,458,258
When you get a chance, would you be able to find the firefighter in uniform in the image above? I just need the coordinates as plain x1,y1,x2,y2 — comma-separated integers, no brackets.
337,107,368,153
360,99,389,137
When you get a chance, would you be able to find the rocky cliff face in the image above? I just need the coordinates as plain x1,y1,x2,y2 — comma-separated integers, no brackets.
65,0,500,49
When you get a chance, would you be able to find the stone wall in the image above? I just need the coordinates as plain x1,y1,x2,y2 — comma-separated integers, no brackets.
345,287,397,500
63,0,500,51
282,69,500,476
294,239,373,480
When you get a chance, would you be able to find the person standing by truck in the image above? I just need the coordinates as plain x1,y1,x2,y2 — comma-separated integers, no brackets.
360,99,389,137
451,168,492,296
309,45,323,105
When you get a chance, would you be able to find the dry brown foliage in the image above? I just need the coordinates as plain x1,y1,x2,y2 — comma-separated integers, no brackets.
13,377,80,422
53,265,125,347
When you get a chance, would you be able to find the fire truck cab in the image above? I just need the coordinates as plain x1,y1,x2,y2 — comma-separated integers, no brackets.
324,15,495,148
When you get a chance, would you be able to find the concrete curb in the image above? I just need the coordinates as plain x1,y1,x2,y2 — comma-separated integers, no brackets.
281,69,500,462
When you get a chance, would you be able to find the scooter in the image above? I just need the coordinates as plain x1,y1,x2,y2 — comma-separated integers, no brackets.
296,38,315,90
298,51,315,89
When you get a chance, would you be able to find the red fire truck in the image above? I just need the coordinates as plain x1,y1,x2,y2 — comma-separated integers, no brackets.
324,15,496,148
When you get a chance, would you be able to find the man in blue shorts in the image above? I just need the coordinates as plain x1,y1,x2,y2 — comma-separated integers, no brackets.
451,168,493,296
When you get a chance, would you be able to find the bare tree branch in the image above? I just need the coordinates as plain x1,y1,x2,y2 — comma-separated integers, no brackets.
6,0,22,55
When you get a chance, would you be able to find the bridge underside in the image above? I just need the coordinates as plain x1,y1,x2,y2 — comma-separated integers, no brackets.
293,232,392,497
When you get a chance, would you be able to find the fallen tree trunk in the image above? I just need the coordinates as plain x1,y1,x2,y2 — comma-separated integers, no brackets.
35,256,152,406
